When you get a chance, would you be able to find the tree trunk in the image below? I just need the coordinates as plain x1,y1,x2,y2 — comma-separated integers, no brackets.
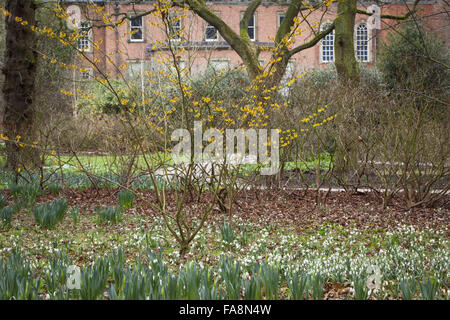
2,0,40,171
334,0,359,82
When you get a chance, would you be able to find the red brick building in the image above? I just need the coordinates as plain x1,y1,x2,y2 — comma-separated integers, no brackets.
68,0,448,79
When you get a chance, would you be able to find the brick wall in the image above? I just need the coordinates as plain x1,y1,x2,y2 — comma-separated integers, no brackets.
73,1,447,77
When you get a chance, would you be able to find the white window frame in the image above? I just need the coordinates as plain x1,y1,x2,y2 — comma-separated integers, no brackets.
127,60,144,80
80,67,93,80
277,12,285,28
319,22,334,63
168,59,186,77
247,14,256,42
167,13,182,42
355,21,371,62
208,59,230,72
77,21,92,52
241,12,257,42
205,17,219,41
129,15,144,42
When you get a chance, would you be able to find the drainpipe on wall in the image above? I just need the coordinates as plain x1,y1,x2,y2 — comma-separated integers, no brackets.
141,51,145,111
373,29,377,63
114,2,120,78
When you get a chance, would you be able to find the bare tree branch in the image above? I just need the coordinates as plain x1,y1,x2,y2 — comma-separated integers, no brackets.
288,21,335,57
240,0,261,40
356,0,421,20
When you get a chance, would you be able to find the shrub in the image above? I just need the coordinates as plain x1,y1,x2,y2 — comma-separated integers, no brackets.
117,190,134,211
0,193,6,209
352,273,370,300
358,63,384,90
243,268,263,300
0,251,41,300
418,278,439,300
76,79,138,114
79,258,109,300
287,271,309,300
33,198,68,228
400,278,417,300
191,68,250,102
309,273,325,300
44,252,72,299
70,206,80,225
219,256,242,300
0,205,17,227
47,182,63,195
378,21,449,95
96,206,122,224
301,64,337,89
259,262,280,300
220,220,234,244
11,183,41,209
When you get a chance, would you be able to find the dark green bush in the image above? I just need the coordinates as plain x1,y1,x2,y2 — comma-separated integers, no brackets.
117,190,134,211
0,194,6,209
33,198,68,228
378,21,449,94
77,79,139,114
96,205,122,224
0,206,15,227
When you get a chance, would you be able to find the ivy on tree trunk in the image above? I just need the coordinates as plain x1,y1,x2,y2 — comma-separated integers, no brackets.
334,0,359,82
2,0,40,171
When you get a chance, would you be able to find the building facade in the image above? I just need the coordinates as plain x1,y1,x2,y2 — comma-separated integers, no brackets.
68,0,448,80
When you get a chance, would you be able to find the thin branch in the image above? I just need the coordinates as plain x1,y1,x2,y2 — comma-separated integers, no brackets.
275,0,323,44
288,21,335,57
240,0,262,40
356,0,421,20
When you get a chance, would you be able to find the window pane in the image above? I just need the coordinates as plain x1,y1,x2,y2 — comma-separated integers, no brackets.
247,15,255,41
78,22,90,51
130,17,143,41
209,60,229,72
248,15,254,27
168,15,182,40
356,24,369,62
127,62,142,79
321,23,334,63
205,24,217,40
247,27,254,40
131,29,143,40
131,17,142,27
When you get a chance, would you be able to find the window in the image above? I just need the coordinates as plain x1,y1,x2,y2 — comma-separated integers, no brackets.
168,60,186,76
208,59,230,72
280,59,296,96
127,61,143,80
205,21,218,41
167,14,182,41
320,23,334,63
80,67,93,80
278,13,285,28
247,14,256,41
355,23,369,62
177,60,186,72
130,16,144,42
77,22,92,52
